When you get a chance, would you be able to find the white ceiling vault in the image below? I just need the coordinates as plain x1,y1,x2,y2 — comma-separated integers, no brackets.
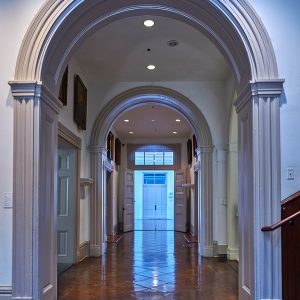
112,104,192,139
75,15,230,82
74,15,231,139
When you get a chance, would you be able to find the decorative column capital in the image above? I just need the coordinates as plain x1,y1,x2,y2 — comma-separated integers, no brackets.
250,79,285,96
9,80,41,99
9,80,63,113
235,79,285,113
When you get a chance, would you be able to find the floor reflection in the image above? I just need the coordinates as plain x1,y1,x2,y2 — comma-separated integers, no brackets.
134,219,174,230
58,231,238,299
133,231,175,293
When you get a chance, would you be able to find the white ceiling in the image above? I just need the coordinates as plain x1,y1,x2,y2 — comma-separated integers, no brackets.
75,15,230,82
75,15,231,139
112,105,192,139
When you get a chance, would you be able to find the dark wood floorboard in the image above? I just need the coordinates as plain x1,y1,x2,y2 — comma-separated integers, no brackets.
58,231,238,300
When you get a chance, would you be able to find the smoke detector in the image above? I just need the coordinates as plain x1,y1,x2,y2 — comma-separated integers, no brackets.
167,40,179,47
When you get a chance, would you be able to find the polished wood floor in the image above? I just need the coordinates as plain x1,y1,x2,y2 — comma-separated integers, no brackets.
58,231,238,299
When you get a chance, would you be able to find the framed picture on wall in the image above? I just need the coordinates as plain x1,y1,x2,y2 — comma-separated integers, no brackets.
187,139,192,165
115,138,121,165
107,131,114,161
74,75,87,130
58,66,68,106
193,134,198,157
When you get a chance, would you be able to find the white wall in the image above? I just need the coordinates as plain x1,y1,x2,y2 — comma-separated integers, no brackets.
0,0,44,287
85,79,229,148
3,0,299,290
249,0,300,199
58,57,91,244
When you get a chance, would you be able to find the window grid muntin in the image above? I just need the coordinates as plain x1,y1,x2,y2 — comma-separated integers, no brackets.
135,150,174,166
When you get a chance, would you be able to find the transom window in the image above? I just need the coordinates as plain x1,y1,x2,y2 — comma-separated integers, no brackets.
128,144,180,170
135,151,174,166
144,173,167,184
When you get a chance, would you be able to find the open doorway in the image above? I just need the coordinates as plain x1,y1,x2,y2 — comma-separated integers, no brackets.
134,171,174,231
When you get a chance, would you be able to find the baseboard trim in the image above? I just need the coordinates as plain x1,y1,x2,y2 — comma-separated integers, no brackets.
0,286,12,299
77,241,90,262
89,244,102,257
218,244,228,255
201,246,213,257
227,247,239,261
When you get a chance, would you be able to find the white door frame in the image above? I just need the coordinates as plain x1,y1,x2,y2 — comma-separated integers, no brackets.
58,123,81,263
9,1,284,299
102,160,113,254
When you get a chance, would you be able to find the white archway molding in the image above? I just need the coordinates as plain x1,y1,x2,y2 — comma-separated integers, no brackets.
14,0,278,92
88,86,214,259
90,86,212,147
9,1,285,300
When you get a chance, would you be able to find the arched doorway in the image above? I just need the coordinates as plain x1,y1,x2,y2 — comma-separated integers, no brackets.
88,86,213,259
9,1,284,299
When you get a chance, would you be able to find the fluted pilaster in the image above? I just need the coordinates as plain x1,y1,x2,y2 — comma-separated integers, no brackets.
89,145,107,256
236,79,284,300
9,81,62,300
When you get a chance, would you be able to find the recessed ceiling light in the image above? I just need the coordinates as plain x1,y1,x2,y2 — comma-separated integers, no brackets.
124,119,129,123
147,64,156,70
129,131,133,134
172,131,178,134
151,119,155,122
144,20,154,27
175,119,181,122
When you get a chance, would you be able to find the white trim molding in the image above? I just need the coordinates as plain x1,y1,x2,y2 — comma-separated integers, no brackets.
236,79,284,300
227,247,239,261
14,0,278,92
0,286,12,300
10,1,284,299
58,122,81,149
90,86,212,148
80,178,94,186
89,146,107,257
9,81,62,300
77,241,90,262
90,86,214,259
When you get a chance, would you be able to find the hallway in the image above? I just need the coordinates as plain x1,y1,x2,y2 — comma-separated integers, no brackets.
58,231,238,299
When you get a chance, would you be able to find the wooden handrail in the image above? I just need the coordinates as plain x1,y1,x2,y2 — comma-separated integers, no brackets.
261,210,300,232
281,190,300,205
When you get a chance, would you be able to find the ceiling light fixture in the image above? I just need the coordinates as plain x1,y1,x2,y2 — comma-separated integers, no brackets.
144,19,154,27
151,119,155,122
147,64,156,70
175,119,181,122
124,119,129,122
129,131,133,134
172,131,178,134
